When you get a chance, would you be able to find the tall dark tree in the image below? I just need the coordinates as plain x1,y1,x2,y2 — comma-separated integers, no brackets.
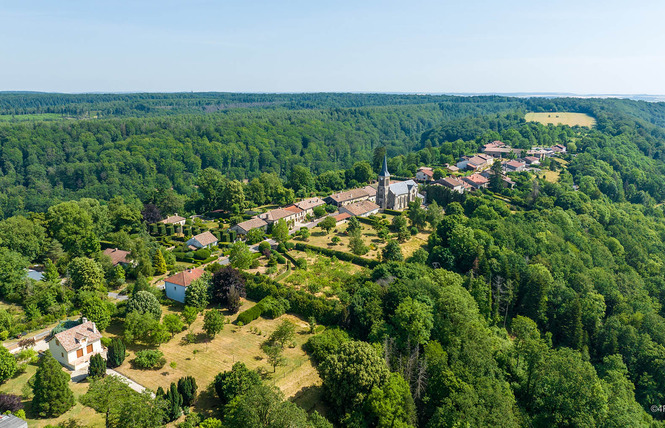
210,267,246,311
177,376,198,407
106,338,126,368
32,351,75,418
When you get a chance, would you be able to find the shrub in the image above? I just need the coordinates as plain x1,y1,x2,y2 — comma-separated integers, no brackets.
276,255,286,264
236,304,263,325
88,354,106,379
193,248,211,260
0,393,23,413
295,258,307,270
304,328,351,363
259,296,290,319
177,376,198,407
131,350,166,370
258,241,271,254
100,337,112,347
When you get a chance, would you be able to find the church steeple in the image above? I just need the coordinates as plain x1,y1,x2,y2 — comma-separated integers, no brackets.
380,154,390,177
377,154,390,210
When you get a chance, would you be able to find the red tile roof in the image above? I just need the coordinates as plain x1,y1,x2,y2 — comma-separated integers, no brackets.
333,213,351,222
284,205,303,214
102,248,131,266
53,321,102,352
164,268,205,287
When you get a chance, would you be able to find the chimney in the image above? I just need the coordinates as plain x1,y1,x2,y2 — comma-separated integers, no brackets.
82,317,88,324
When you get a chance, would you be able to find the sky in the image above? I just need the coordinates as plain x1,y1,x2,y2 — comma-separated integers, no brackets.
2,0,665,94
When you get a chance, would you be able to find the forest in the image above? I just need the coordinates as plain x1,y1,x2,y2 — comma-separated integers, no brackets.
1,92,665,427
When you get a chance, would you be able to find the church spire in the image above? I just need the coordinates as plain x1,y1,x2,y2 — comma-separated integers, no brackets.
380,154,390,177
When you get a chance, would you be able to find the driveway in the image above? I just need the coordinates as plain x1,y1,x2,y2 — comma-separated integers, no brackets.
107,369,153,396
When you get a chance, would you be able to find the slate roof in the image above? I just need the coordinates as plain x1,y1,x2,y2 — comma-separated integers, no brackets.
164,268,205,287
380,155,390,176
389,180,418,196
0,414,28,428
53,321,102,352
102,248,131,266
192,231,218,246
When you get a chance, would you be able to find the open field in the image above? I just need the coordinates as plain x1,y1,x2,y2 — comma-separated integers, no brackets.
282,249,365,297
542,170,560,183
525,112,596,127
108,299,322,419
0,364,105,428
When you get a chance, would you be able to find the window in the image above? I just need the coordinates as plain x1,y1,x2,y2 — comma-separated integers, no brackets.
61,352,64,358
174,286,176,291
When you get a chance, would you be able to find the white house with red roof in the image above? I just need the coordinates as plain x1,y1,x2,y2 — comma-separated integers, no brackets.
164,268,205,303
186,231,218,250
416,167,434,182
49,319,104,370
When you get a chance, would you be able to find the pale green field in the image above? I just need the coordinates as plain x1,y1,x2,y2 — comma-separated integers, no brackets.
525,112,596,127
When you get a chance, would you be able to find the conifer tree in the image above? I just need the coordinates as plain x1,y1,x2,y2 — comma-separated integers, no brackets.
88,353,106,379
153,249,167,275
106,338,126,368
32,351,74,417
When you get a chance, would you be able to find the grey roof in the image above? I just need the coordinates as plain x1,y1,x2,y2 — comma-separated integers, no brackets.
27,269,44,281
389,180,417,196
0,415,28,428
380,154,390,177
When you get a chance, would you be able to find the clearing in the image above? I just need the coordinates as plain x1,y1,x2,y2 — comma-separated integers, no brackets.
525,112,596,128
108,300,323,419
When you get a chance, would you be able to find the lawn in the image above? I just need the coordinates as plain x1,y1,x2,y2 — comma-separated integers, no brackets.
525,112,596,128
108,300,322,419
282,249,365,297
542,170,560,183
305,218,387,260
0,364,105,428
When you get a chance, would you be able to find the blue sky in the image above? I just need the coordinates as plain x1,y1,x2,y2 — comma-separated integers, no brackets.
2,0,665,93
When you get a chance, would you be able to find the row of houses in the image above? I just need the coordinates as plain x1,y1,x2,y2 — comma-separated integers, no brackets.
231,197,327,235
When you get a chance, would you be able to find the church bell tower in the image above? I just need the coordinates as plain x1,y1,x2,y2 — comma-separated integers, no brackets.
377,155,390,209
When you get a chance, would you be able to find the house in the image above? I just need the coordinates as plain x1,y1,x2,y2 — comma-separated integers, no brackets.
332,212,351,224
434,177,465,194
445,163,460,173
376,156,422,210
186,231,218,249
259,207,301,228
326,188,371,207
283,205,306,223
294,197,326,217
416,167,434,182
164,268,205,303
457,154,493,171
0,414,28,428
524,156,541,165
49,319,103,371
504,160,526,172
160,214,186,226
481,141,506,152
480,170,516,189
340,200,381,217
231,217,268,236
102,248,132,267
363,185,377,202
462,173,489,189
552,144,567,153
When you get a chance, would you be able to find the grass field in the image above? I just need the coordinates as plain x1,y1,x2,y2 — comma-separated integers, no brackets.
525,112,596,127
109,300,323,419
0,364,105,428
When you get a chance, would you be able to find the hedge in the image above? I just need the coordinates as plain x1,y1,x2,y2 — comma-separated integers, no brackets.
356,217,376,226
236,303,263,325
382,208,403,216
293,243,379,268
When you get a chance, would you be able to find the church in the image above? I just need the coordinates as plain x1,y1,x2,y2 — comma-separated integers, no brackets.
376,156,422,210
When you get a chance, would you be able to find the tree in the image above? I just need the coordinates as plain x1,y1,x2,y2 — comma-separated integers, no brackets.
391,214,408,232
287,165,314,193
177,376,198,407
268,320,296,349
426,200,444,229
222,180,246,212
80,295,111,331
318,216,337,234
32,351,75,417
0,248,29,300
229,242,253,269
141,203,161,224
518,263,553,325
109,264,126,288
203,310,224,339
152,250,167,275
213,362,261,406
106,338,126,368
365,372,416,428
245,228,265,244
185,275,210,309
407,200,427,230
349,230,368,255
0,393,23,413
46,201,100,257
210,266,246,312
68,257,106,293
0,215,47,261
181,306,199,330
163,314,184,338
489,159,504,192
272,219,289,243
393,297,433,345
382,240,403,262
262,343,284,372
0,346,17,383
164,382,183,422
299,227,310,241
347,216,361,235
126,291,162,320
197,168,227,212
318,341,390,418
88,353,106,379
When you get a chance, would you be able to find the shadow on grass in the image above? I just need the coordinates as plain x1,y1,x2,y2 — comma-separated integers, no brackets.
191,383,220,421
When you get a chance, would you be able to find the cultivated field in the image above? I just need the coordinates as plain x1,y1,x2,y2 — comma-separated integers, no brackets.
525,112,596,127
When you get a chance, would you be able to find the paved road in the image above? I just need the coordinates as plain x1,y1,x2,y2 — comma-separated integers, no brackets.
107,369,153,396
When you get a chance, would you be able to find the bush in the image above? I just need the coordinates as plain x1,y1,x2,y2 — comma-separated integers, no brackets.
276,255,286,264
88,354,106,379
236,304,263,325
193,248,211,260
258,241,271,254
259,296,290,319
295,258,307,270
0,393,23,413
100,337,112,347
131,350,166,370
304,328,351,363
285,241,295,250
293,243,379,268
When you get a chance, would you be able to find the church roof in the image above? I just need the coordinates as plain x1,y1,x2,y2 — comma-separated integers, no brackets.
389,180,418,196
380,155,390,177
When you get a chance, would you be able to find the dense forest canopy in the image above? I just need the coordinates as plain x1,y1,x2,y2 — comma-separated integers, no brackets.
2,92,665,426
